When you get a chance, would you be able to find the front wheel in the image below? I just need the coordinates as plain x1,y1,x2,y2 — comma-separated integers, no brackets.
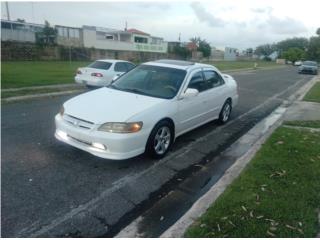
146,121,173,159
218,100,232,124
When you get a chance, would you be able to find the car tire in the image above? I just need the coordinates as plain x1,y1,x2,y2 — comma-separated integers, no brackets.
146,120,174,159
218,100,232,124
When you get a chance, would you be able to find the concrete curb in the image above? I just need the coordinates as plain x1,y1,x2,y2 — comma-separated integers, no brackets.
2,83,79,92
2,89,84,103
159,75,319,238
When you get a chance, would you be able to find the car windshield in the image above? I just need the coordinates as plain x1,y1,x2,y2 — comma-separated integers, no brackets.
109,65,187,99
303,61,317,66
88,61,112,70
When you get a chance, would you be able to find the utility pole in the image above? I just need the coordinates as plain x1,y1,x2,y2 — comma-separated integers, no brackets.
5,1,10,20
5,2,14,40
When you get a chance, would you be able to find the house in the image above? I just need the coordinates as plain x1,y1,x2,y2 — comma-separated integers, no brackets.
224,47,238,61
82,25,167,53
55,25,83,47
1,19,168,54
210,47,224,60
1,19,43,43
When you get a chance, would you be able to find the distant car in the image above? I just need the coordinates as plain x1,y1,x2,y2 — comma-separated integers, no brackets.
298,61,318,75
294,60,302,66
55,59,239,160
75,59,135,87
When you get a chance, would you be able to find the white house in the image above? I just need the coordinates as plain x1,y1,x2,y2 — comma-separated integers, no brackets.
82,26,168,53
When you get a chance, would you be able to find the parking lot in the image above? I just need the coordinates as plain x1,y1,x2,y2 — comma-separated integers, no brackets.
1,66,313,237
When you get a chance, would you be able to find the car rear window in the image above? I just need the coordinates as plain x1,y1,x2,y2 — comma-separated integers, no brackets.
88,61,112,70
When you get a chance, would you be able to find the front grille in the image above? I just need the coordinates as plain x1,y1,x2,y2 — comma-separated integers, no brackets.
63,114,94,130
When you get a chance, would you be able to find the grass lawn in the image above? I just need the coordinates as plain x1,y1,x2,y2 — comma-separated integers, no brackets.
1,61,90,89
185,123,320,237
205,60,280,71
1,60,281,89
303,82,320,103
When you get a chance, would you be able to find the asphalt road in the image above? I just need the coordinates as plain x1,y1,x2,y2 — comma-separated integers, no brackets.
1,66,313,237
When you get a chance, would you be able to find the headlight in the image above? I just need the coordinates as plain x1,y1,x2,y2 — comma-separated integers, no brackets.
60,106,65,116
98,122,143,133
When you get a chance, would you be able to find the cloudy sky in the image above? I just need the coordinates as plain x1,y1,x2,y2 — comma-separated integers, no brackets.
1,0,319,50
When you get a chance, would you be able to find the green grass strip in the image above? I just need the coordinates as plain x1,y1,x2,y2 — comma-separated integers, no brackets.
185,126,320,237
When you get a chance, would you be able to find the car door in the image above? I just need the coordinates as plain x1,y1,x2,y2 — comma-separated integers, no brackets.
114,62,128,77
202,68,229,119
177,70,212,134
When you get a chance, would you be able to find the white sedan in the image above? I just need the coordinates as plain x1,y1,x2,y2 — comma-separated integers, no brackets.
75,59,135,87
56,59,238,160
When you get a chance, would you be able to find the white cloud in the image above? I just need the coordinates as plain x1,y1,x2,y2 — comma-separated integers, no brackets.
190,1,225,27
1,0,319,50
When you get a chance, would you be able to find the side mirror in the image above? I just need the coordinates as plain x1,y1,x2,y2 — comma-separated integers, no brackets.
182,88,199,98
111,74,121,83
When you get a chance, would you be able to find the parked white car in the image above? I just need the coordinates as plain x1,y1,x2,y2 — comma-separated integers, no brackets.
56,59,239,160
75,59,135,87
294,60,302,66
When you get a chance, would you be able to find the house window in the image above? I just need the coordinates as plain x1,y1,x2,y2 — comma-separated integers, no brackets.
134,36,148,44
105,35,114,40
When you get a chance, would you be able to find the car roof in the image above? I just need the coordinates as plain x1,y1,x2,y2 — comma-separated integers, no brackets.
143,59,217,71
95,59,131,63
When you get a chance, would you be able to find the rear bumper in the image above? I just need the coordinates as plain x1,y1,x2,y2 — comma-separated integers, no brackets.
74,76,111,87
298,69,317,74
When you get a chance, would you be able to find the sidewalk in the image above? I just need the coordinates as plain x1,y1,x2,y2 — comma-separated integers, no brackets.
161,75,320,238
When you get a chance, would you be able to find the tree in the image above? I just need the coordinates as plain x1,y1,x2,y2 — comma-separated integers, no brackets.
316,27,320,36
307,36,320,61
172,45,191,60
36,20,57,46
282,48,306,62
277,37,308,52
198,39,211,58
245,48,253,57
254,44,277,56
188,37,211,58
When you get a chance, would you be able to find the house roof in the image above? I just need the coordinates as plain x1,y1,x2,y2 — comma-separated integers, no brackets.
186,42,198,51
126,28,150,36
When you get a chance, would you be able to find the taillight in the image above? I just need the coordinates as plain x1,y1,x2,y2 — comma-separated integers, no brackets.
77,69,82,75
91,73,103,77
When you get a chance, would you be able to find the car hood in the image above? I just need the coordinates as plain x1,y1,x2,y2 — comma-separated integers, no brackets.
64,88,166,124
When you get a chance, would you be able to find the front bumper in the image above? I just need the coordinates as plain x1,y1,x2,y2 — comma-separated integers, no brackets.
55,114,148,160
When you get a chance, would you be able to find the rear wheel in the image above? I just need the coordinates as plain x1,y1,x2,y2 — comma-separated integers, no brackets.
218,100,232,124
146,120,173,159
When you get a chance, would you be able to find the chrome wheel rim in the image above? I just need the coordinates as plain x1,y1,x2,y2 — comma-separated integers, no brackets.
154,126,171,155
222,104,231,122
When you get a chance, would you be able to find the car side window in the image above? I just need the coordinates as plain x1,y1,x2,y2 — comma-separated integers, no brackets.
203,70,225,89
125,63,135,71
114,62,127,72
187,71,207,92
